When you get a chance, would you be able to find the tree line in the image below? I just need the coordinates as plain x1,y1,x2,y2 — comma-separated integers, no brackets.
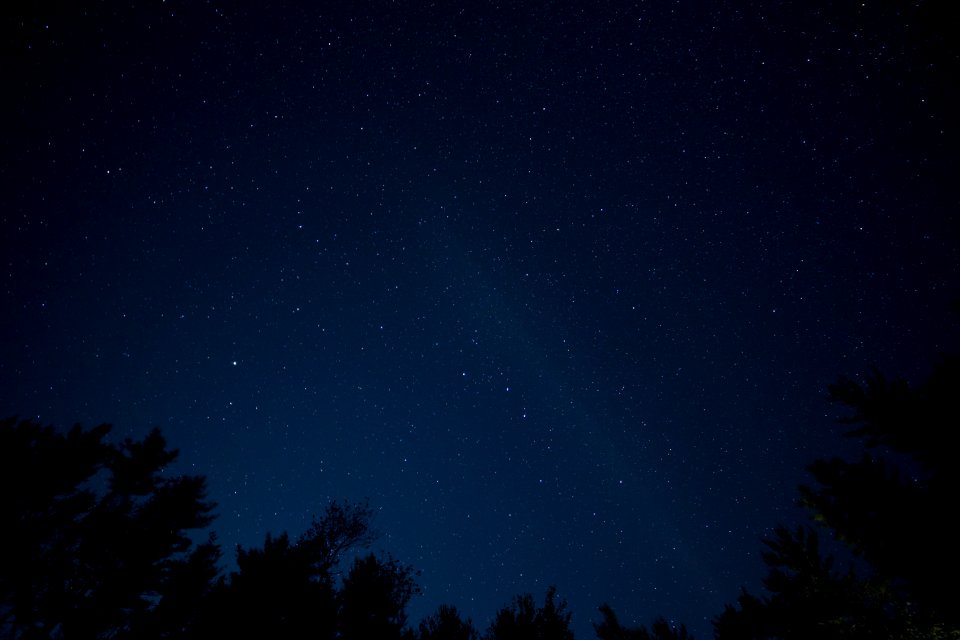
2,354,958,639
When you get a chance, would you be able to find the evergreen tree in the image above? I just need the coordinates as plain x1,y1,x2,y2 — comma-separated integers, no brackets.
418,604,478,640
191,500,377,640
803,355,960,629
714,355,960,639
0,418,218,640
483,586,574,640
594,604,692,640
338,553,420,640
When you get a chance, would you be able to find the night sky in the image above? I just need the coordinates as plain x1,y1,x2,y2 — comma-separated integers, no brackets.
2,2,958,638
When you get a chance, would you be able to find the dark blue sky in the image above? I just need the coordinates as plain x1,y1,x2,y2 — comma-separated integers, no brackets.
2,2,957,637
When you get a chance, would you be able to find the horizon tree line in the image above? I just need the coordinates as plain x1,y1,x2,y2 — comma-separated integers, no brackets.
2,353,957,639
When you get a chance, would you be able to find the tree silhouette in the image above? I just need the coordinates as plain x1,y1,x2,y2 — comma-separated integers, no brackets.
0,418,218,640
18,351,958,640
594,604,692,640
713,525,893,639
483,586,574,640
189,500,377,639
298,500,380,574
338,552,420,640
199,531,338,639
418,604,479,640
714,355,960,639
142,536,220,639
803,355,960,629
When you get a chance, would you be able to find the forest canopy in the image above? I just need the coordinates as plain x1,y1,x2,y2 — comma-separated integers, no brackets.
2,355,958,639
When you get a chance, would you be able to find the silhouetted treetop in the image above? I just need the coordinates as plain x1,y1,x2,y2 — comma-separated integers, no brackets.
594,604,692,640
188,497,402,640
484,586,574,640
298,499,380,575
418,604,479,640
806,354,960,631
339,552,421,640
715,355,960,639
826,354,960,479
0,417,218,640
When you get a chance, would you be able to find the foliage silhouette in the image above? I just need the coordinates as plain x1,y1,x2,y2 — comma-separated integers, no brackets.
196,531,338,639
338,552,421,640
713,355,960,639
8,354,956,640
483,586,574,640
418,604,479,640
0,417,217,640
188,500,378,640
713,525,893,639
804,355,960,628
298,500,380,576
594,604,692,640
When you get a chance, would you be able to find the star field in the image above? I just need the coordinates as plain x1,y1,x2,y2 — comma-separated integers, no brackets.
2,2,957,638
